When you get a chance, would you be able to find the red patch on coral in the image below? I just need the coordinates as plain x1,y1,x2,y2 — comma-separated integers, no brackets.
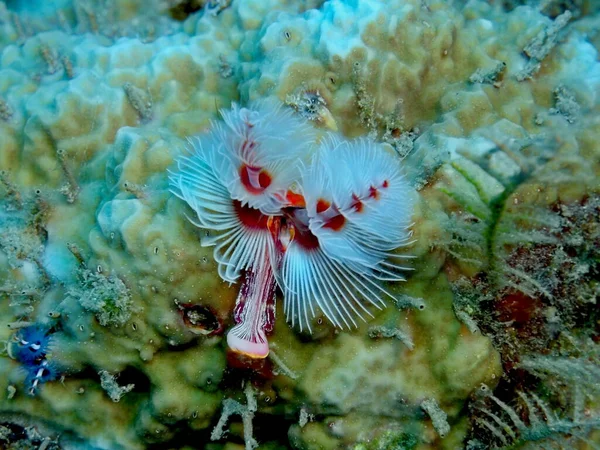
496,291,542,325
226,350,275,379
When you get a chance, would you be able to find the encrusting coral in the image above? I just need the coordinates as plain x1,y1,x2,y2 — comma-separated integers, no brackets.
0,0,598,448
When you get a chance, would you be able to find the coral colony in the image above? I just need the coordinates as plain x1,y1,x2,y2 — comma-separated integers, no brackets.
169,100,414,358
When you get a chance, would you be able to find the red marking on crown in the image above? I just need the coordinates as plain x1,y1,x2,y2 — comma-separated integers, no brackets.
323,214,346,231
286,190,306,208
283,209,320,251
292,224,320,250
316,198,330,214
351,193,364,213
315,198,346,231
233,200,269,229
240,164,272,195
369,185,380,200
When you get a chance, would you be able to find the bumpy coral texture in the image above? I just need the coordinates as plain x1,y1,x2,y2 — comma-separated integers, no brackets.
0,0,598,448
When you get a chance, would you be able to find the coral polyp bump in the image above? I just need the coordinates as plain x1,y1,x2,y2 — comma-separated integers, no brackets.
169,100,414,358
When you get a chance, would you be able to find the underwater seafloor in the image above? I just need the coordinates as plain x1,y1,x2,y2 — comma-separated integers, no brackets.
0,0,599,449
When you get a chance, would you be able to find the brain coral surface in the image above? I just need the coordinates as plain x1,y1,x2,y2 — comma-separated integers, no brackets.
0,0,599,449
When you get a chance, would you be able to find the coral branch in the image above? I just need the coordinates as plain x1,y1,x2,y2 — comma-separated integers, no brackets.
211,383,258,450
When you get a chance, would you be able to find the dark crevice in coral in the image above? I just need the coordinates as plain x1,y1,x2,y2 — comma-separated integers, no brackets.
114,365,152,395
168,0,204,21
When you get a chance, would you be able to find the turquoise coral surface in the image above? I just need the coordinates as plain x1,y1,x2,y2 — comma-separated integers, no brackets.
0,0,599,449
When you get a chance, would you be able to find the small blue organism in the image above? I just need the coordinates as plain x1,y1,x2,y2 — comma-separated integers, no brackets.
9,325,52,365
8,325,59,395
24,359,59,396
